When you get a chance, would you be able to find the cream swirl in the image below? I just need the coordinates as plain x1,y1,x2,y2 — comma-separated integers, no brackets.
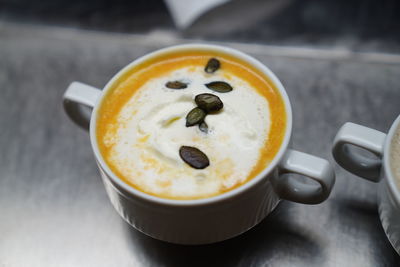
104,66,271,199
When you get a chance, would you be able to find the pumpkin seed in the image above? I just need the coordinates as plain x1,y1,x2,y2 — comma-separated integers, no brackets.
195,93,223,113
179,146,210,169
186,107,206,127
199,121,208,133
166,81,187,89
205,81,233,93
205,58,220,73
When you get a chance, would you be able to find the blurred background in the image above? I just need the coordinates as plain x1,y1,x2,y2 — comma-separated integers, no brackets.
1,1,400,266
1,0,400,52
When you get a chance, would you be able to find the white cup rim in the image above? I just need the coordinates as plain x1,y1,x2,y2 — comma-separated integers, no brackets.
383,114,400,205
89,43,293,206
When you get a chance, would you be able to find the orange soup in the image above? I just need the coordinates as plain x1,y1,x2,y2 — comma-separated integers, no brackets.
96,49,286,200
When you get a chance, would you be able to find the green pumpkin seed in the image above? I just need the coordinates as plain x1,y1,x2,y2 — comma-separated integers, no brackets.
166,81,187,89
186,107,206,127
195,93,223,113
205,81,233,93
179,146,210,169
204,58,220,73
199,121,208,133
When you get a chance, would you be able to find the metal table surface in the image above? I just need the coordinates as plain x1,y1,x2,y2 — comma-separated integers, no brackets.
1,22,400,267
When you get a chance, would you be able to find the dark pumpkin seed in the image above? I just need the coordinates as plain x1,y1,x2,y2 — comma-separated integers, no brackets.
199,121,208,133
179,146,210,169
186,107,206,127
195,93,223,113
166,81,187,89
205,58,220,73
205,81,233,93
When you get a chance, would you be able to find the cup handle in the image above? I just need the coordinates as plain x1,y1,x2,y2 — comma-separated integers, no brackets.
332,122,386,182
63,82,102,131
272,149,336,204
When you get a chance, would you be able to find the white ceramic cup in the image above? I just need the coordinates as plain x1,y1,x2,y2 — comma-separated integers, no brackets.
63,44,335,245
332,116,400,254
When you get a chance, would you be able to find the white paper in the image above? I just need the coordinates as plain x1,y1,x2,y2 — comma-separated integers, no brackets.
164,0,231,29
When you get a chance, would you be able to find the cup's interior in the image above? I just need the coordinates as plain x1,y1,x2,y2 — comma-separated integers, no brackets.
384,115,400,203
89,44,293,205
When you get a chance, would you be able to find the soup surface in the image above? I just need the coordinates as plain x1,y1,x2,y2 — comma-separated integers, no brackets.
97,49,287,199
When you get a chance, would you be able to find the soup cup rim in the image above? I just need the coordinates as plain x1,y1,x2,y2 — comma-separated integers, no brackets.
89,43,293,207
